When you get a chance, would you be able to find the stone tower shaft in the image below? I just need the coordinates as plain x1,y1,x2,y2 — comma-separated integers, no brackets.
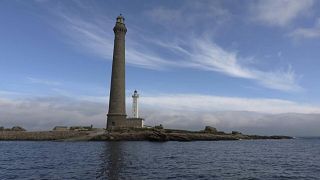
107,15,127,129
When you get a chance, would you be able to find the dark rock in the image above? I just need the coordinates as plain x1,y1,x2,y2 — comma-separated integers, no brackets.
216,131,227,135
154,124,164,129
204,126,217,134
232,131,242,135
167,133,191,141
269,135,293,139
146,130,167,141
11,126,26,131
0,131,87,140
0,128,293,141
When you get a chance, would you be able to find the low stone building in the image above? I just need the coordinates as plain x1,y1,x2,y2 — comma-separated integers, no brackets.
53,126,69,131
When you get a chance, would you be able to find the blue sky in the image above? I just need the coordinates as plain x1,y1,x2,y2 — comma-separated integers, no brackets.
1,0,320,135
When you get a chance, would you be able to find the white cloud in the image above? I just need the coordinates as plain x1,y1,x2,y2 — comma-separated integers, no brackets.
31,1,301,92
149,37,302,91
140,94,320,114
289,18,320,38
140,94,320,136
0,90,27,97
27,77,61,86
143,110,320,136
1,94,320,136
146,1,231,29
53,11,302,92
56,13,176,70
0,97,106,131
250,0,314,27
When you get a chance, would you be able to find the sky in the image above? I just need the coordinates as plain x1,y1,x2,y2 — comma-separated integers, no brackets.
0,0,320,136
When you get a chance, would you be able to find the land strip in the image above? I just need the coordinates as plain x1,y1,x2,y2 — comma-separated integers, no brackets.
0,128,292,141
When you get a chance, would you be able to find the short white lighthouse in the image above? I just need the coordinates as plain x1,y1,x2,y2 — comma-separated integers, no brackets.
132,90,139,118
126,90,144,128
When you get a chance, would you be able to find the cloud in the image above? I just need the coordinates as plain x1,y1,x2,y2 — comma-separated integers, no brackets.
144,110,320,136
0,96,106,131
1,94,320,136
157,38,302,91
289,18,320,38
27,77,61,86
146,1,231,30
55,12,175,70
140,94,320,114
0,90,27,97
139,94,320,136
250,0,314,27
47,3,302,92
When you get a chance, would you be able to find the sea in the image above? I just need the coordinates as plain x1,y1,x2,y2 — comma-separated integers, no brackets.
0,138,319,179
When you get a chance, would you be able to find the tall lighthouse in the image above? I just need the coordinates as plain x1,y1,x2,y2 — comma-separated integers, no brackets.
132,90,139,118
107,15,127,129
106,15,144,129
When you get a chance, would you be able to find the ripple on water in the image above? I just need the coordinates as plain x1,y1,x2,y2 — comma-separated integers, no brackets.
0,139,319,179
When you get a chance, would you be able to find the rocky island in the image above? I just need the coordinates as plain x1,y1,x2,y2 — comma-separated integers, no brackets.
91,126,292,142
0,126,292,141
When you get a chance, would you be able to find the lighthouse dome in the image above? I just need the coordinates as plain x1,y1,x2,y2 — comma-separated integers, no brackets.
116,14,125,24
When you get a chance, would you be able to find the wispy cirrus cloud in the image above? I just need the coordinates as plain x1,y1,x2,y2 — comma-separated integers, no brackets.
249,0,314,27
27,77,61,86
150,37,301,91
289,18,320,39
56,13,174,70
146,1,231,30
42,1,302,92
0,90,27,97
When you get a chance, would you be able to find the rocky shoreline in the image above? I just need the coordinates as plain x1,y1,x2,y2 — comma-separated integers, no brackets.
91,128,292,142
0,128,292,141
0,131,89,141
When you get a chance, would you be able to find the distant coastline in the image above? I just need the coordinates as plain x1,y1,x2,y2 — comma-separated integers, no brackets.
0,127,292,142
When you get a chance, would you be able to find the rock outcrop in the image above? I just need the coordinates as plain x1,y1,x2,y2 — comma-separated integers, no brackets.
204,126,218,134
0,131,88,141
90,128,292,142
0,127,293,141
11,126,26,131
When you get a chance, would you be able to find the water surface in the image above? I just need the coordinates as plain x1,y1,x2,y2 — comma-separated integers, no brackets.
1,139,319,179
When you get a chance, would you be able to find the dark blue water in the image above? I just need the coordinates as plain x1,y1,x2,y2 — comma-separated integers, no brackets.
0,139,319,179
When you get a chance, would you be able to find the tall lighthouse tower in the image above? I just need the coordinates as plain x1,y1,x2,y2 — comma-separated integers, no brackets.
107,15,127,129
106,15,144,129
132,90,139,118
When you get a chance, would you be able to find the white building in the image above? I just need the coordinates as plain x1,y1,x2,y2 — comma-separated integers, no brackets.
132,90,139,118
125,90,144,128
